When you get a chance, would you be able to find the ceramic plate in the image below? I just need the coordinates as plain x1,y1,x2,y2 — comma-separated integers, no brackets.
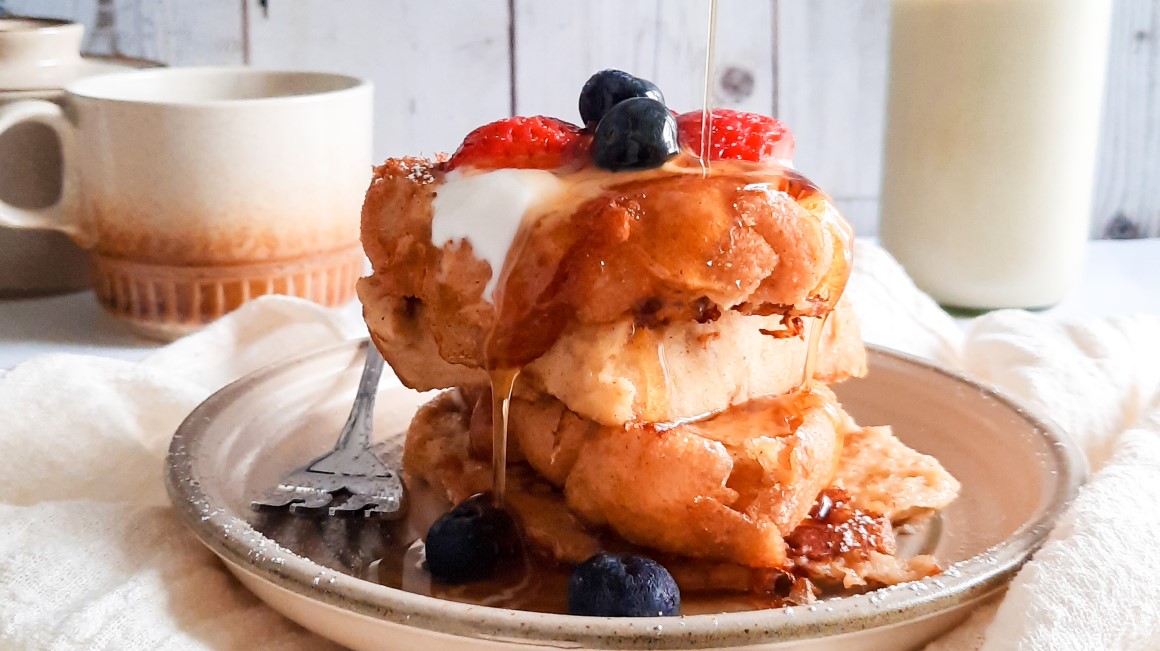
166,340,1084,651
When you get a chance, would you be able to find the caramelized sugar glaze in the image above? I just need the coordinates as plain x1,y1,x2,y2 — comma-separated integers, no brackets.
389,386,945,611
358,155,853,374
486,159,854,368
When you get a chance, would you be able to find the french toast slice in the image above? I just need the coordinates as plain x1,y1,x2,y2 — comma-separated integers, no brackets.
362,241,866,426
404,388,955,591
358,156,854,379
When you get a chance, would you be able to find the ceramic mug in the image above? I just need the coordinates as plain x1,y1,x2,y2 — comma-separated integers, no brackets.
0,17,83,90
0,17,88,297
0,67,373,339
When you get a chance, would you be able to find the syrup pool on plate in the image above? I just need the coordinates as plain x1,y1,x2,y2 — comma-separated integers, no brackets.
245,445,943,615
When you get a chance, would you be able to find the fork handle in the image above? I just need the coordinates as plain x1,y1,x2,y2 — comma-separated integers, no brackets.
332,343,386,452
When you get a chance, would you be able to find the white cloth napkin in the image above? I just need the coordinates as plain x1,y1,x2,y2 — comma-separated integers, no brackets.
850,245,1160,651
1,243,1158,650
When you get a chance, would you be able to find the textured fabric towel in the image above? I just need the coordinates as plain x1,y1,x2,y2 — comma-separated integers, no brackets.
1,242,1158,650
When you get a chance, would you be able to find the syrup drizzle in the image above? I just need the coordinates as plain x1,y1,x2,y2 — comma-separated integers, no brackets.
698,0,720,177
489,368,520,506
801,312,830,388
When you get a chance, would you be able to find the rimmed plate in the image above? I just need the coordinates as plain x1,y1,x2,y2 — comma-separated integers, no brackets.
166,340,1084,651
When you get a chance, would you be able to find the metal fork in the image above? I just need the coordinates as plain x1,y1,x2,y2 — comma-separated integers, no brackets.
250,344,407,519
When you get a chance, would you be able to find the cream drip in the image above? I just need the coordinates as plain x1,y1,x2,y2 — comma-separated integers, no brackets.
431,169,567,301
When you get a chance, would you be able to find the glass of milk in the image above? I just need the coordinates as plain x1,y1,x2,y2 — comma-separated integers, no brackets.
879,0,1113,310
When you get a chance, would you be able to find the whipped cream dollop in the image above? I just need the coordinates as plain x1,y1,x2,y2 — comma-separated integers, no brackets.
431,169,567,301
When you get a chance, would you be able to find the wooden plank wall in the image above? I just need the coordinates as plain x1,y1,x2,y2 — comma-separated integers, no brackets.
247,0,510,159
3,0,1157,238
1093,0,1160,239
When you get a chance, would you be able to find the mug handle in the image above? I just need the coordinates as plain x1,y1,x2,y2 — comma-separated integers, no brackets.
0,100,90,246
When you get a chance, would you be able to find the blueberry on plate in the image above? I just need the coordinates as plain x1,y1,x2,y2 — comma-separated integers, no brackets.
592,97,679,172
568,552,681,617
424,493,519,584
579,69,665,128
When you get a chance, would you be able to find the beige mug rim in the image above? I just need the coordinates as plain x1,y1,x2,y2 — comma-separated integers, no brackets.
65,66,370,108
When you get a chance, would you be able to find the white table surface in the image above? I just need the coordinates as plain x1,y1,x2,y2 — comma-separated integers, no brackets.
1,238,1157,371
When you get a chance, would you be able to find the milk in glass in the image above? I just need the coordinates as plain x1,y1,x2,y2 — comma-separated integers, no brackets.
880,0,1113,309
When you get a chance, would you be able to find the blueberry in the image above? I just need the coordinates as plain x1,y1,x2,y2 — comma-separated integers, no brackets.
579,69,665,128
592,98,679,172
568,553,681,617
424,494,519,584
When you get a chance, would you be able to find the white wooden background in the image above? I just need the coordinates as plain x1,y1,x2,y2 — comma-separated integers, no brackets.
3,0,1157,238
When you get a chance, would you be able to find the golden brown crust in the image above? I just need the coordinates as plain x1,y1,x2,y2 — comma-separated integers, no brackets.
358,156,855,374
482,171,849,367
833,426,962,520
359,156,494,367
404,388,953,588
362,261,867,423
410,385,846,569
402,389,602,564
554,388,845,569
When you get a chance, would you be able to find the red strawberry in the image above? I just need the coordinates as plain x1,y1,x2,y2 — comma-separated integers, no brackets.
675,109,794,163
446,116,590,172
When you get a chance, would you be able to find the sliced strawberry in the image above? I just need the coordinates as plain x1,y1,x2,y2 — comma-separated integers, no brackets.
675,109,794,163
446,116,590,172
